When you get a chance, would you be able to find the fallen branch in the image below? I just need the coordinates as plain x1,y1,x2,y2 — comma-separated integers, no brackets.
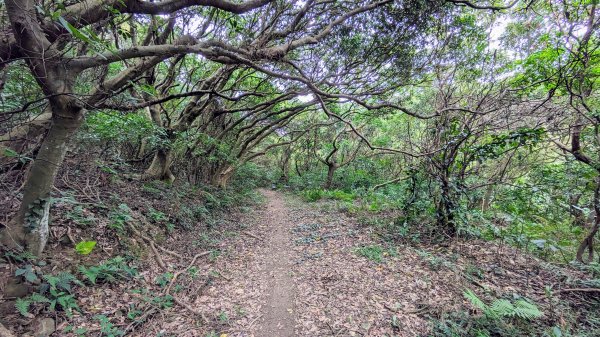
371,176,407,191
163,251,211,319
557,288,600,293
123,308,158,334
242,231,261,240
215,270,232,281
127,214,212,321
155,244,184,259
173,296,208,321
149,241,167,270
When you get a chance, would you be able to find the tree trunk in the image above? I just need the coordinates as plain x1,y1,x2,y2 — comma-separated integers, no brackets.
480,185,494,212
1,108,84,254
569,194,586,228
324,163,336,189
577,176,600,262
294,160,303,177
278,147,291,183
2,0,85,254
211,166,234,188
437,177,456,238
144,149,175,183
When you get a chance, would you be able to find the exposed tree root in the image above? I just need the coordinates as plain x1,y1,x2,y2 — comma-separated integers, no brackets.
126,215,213,320
129,215,183,259
164,251,211,295
148,241,167,270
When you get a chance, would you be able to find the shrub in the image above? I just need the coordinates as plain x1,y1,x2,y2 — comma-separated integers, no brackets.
302,189,324,202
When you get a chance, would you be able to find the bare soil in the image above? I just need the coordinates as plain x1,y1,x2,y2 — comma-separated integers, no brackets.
255,189,295,336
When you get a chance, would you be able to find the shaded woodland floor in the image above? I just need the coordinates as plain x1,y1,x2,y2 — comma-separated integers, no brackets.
1,188,598,336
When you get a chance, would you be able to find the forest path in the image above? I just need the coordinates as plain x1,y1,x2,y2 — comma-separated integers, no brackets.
124,188,557,336
255,189,296,336
179,188,443,336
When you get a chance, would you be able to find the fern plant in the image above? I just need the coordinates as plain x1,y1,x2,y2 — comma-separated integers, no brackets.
464,289,543,320
79,256,138,284
15,272,83,317
15,298,31,317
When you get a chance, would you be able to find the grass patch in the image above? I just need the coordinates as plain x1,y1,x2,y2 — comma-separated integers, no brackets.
355,244,396,263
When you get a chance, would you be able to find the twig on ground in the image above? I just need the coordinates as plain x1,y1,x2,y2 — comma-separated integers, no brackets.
248,314,263,329
173,296,208,321
123,308,158,334
383,304,399,312
149,241,167,270
242,231,261,240
215,270,232,281
130,214,184,258
66,226,76,244
557,288,600,293
164,251,211,295
155,244,184,259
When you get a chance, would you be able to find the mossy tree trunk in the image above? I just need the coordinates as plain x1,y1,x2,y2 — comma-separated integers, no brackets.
1,101,84,254
0,0,84,254
577,176,600,262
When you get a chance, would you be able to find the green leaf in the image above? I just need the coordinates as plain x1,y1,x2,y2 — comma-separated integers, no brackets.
58,17,92,44
3,148,19,158
75,241,97,255
15,265,39,283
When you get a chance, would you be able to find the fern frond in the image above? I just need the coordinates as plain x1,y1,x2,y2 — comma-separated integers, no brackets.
29,292,51,303
464,289,487,311
512,300,543,320
57,271,83,291
15,298,31,317
489,299,514,318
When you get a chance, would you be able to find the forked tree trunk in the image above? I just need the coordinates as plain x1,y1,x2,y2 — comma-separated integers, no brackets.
1,107,84,254
324,163,337,189
144,149,175,183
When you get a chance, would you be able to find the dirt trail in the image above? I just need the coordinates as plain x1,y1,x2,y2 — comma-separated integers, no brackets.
256,189,296,336
163,188,563,336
